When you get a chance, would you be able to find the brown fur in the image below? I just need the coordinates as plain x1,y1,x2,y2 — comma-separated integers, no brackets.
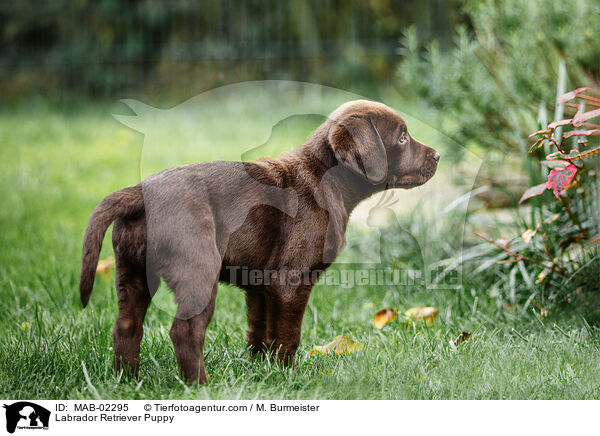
80,100,439,382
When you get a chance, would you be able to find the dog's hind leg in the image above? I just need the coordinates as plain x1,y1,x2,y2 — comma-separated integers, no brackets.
170,282,217,383
158,222,222,383
112,259,155,377
143,187,222,383
112,216,157,377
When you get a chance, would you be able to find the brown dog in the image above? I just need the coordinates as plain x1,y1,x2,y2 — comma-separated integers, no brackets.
80,100,439,383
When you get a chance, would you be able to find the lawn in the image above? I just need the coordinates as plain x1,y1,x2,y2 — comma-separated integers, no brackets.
1,98,599,400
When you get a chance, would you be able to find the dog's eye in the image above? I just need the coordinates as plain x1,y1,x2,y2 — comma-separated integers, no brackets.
398,132,409,146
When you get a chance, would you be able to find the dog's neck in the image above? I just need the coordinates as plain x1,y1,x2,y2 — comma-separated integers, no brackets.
297,128,385,213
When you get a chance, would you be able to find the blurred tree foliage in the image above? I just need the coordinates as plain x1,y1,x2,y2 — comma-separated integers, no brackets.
0,0,461,99
397,0,599,155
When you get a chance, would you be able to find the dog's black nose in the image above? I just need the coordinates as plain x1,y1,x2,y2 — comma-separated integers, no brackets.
433,152,440,162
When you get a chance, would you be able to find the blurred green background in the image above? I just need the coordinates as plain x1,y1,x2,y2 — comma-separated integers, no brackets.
2,0,597,155
1,0,461,101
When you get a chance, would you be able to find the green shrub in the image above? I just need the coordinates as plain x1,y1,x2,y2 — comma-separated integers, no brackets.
397,0,600,157
465,87,600,319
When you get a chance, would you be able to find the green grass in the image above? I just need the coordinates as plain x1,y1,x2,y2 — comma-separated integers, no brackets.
1,99,599,400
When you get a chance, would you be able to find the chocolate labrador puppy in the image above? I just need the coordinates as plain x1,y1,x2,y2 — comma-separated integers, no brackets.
80,100,439,383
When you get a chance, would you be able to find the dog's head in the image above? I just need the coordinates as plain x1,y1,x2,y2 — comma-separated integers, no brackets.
327,100,439,189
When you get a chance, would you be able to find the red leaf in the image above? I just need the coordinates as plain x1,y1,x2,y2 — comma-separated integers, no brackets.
573,109,600,127
557,87,589,103
562,129,600,138
546,164,577,199
519,183,547,204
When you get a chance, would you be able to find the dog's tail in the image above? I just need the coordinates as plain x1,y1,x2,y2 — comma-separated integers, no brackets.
80,185,144,307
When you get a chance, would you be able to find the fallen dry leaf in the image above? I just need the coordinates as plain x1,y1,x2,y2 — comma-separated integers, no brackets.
309,335,364,356
373,309,397,329
96,257,115,278
405,307,439,326
454,331,472,345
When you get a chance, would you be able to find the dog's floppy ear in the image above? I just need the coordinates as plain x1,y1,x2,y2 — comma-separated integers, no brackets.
328,115,387,184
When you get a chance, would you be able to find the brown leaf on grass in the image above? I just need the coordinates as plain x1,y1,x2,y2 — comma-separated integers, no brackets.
309,335,364,356
96,257,115,278
373,309,397,329
405,307,439,326
454,331,472,345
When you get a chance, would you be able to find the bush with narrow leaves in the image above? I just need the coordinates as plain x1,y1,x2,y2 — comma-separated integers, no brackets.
472,87,599,317
396,0,599,159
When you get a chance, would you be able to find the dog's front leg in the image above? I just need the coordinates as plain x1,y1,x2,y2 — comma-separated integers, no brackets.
266,285,311,366
246,290,268,356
